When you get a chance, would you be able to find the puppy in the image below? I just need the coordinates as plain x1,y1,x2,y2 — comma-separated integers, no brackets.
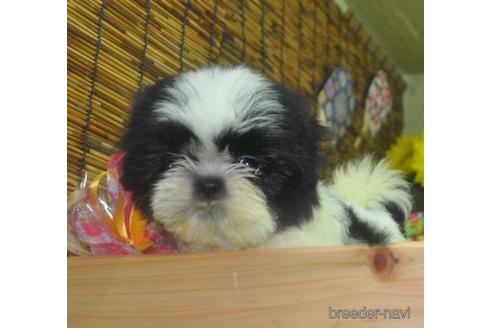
119,66,411,252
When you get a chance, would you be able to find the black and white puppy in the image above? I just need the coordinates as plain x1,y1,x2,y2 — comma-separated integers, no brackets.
119,66,411,251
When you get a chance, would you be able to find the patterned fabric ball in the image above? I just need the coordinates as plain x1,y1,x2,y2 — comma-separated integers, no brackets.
317,68,356,145
364,70,392,137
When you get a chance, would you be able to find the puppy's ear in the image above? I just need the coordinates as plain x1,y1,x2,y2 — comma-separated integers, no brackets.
267,83,325,225
119,76,176,149
271,83,325,151
118,76,177,215
129,77,176,127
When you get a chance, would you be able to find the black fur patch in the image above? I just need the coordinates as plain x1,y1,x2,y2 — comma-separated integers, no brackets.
345,206,389,245
383,201,406,234
119,77,199,219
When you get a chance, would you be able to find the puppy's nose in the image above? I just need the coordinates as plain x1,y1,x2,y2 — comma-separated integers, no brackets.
194,176,225,201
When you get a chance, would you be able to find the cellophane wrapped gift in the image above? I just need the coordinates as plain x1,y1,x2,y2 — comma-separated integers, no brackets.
67,152,178,255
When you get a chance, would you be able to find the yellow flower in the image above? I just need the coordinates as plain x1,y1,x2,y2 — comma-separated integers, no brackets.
411,134,424,187
386,135,415,174
386,132,424,187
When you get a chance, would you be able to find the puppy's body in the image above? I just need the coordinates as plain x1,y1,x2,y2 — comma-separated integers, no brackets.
120,66,411,252
260,159,410,250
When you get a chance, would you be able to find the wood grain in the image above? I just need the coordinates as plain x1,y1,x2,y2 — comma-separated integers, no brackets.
68,241,423,327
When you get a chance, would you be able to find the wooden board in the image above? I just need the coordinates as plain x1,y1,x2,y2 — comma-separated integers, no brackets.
68,241,423,327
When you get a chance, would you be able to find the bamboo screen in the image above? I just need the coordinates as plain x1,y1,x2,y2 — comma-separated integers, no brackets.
68,0,406,193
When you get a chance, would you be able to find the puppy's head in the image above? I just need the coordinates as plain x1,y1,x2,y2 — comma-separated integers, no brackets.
120,66,323,250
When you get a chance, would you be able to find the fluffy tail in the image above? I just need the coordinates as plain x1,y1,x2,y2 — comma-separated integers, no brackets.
330,156,412,243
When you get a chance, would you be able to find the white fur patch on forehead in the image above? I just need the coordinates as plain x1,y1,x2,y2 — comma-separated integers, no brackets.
154,66,284,142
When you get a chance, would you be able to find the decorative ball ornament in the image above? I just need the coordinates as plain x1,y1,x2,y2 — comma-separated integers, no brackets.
363,70,392,137
317,68,356,145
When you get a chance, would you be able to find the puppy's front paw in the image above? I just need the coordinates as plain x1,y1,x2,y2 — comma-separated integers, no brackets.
331,155,412,241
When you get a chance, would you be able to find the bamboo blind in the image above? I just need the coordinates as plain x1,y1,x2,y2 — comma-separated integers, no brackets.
67,0,406,193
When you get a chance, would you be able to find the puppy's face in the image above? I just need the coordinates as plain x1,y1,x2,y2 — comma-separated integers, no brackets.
120,66,322,250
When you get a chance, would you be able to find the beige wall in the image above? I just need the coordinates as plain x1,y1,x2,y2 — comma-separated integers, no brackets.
335,0,424,136
402,74,424,135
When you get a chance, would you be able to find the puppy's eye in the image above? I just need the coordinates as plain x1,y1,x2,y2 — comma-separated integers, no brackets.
239,156,260,172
